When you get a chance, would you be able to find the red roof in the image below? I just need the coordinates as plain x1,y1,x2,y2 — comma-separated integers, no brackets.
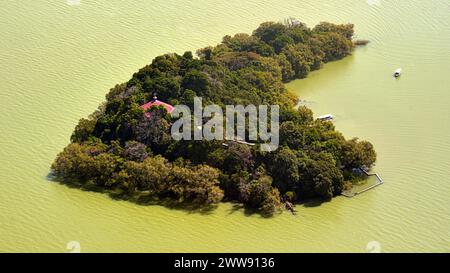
140,100,174,117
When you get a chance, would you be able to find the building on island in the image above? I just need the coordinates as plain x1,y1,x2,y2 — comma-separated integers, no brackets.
140,93,174,117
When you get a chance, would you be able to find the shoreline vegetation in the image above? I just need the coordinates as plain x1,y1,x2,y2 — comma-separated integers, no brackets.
51,19,376,216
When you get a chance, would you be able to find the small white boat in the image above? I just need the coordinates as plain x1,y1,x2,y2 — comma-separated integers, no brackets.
394,68,402,78
318,114,334,121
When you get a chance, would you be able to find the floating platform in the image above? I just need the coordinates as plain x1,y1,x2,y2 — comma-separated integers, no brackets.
341,169,384,197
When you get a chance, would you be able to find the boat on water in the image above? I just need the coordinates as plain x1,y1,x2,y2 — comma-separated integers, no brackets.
317,114,334,121
394,68,402,78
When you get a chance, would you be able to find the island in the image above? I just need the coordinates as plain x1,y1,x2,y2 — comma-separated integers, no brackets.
51,19,376,216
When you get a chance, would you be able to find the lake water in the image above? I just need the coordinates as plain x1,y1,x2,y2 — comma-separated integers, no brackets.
1,0,449,252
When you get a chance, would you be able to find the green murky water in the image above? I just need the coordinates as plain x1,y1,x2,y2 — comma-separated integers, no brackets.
1,0,449,252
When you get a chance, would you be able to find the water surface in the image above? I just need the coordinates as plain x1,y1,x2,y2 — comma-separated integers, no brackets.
1,0,449,252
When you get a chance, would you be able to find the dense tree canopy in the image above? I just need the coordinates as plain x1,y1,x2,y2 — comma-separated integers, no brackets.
52,20,376,216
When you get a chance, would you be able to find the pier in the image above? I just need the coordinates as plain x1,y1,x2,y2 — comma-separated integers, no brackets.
341,169,384,197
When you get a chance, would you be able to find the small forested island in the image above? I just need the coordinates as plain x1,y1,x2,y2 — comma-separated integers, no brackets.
52,20,376,216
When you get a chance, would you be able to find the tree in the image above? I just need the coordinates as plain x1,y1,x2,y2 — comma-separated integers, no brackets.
90,153,122,187
253,21,311,54
181,70,210,97
169,165,224,205
313,173,333,199
260,187,282,216
313,32,353,62
196,46,213,60
305,37,325,70
276,53,295,81
272,34,295,53
143,76,180,101
122,141,149,162
341,138,377,169
222,142,254,173
253,22,288,48
313,22,354,40
269,147,300,193
51,142,122,188
150,53,181,76
124,156,171,194
248,175,281,216
298,153,344,199
133,107,171,149
297,106,314,125
71,118,96,143
282,43,315,78
106,84,140,101
222,33,274,56
51,143,94,181
279,121,305,150
180,89,197,109
285,22,311,43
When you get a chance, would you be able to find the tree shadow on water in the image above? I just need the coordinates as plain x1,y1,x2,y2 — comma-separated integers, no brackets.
227,203,279,218
48,173,285,218
297,197,331,208
48,173,219,216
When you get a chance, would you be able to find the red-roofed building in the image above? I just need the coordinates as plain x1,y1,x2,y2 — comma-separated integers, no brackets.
140,94,174,118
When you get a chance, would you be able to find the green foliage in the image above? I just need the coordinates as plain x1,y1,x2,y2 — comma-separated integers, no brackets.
71,118,97,143
270,147,300,193
122,141,150,162
313,22,355,40
276,53,295,81
248,175,281,216
341,138,377,169
143,76,180,101
282,43,314,78
181,70,210,97
253,21,311,53
51,142,122,187
313,33,354,62
222,33,274,57
169,165,224,205
123,156,171,194
52,19,376,216
253,22,288,52
297,106,314,125
222,142,254,173
296,152,344,199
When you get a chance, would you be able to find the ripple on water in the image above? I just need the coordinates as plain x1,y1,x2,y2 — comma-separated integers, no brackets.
1,0,450,252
